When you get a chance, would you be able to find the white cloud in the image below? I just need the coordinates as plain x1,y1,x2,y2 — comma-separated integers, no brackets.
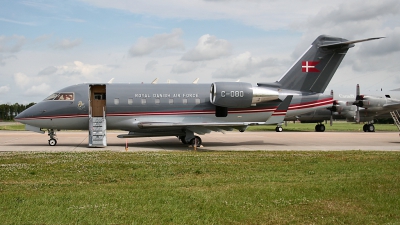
38,66,58,76
14,73,31,89
0,18,35,26
24,83,51,96
57,61,112,80
181,34,232,61
308,0,400,28
212,52,280,79
51,38,82,50
0,54,17,66
0,35,26,53
171,61,199,73
0,85,10,94
129,29,184,57
145,60,158,71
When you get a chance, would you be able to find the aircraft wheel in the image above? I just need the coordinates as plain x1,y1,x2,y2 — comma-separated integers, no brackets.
368,124,375,132
48,138,57,146
190,136,202,147
363,124,368,132
319,124,325,132
275,127,283,132
315,124,321,132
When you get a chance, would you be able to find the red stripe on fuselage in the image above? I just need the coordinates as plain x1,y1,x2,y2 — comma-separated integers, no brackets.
17,98,332,120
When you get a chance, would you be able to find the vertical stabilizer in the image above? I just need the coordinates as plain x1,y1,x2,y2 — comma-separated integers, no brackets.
277,35,352,93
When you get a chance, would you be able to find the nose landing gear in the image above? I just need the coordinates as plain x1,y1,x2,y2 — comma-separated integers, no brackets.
48,129,58,146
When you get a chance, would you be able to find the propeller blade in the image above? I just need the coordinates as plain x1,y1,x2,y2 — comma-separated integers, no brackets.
356,84,360,96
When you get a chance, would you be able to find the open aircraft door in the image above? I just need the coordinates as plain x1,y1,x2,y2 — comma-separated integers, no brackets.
88,84,107,147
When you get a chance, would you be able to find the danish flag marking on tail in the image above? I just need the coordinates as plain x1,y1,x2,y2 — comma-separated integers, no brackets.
302,61,320,72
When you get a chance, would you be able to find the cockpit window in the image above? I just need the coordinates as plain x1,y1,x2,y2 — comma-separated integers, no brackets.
44,93,74,101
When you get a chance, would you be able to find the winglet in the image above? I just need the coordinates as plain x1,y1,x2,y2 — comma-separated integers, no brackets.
265,95,293,125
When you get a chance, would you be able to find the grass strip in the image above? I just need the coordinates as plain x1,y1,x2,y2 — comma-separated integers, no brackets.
1,151,399,224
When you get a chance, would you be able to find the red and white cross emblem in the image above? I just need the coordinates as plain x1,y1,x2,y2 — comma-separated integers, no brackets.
302,61,320,72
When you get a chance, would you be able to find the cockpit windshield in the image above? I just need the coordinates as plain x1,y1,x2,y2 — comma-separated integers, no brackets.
44,93,74,101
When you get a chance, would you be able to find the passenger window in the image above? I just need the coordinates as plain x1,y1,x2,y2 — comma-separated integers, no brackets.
128,98,133,105
169,99,174,105
195,99,201,104
141,99,146,105
183,98,188,105
114,98,119,105
155,99,160,105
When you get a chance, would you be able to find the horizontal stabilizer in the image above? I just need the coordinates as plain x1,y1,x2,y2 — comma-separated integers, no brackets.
319,37,385,48
265,95,293,125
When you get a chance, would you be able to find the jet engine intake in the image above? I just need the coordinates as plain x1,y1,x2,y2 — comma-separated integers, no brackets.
210,82,279,108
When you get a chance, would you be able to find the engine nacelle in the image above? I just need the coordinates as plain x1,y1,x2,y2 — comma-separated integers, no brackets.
210,82,279,108
354,96,387,108
330,100,347,113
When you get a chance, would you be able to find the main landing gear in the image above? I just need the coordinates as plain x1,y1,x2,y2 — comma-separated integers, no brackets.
363,123,375,132
315,123,326,132
178,130,202,147
178,135,202,147
48,129,58,146
275,126,283,132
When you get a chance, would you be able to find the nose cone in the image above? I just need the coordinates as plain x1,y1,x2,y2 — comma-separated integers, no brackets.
14,109,29,123
14,103,39,124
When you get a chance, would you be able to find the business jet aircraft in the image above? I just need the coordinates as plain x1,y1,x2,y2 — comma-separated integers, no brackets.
15,35,382,147
285,84,400,132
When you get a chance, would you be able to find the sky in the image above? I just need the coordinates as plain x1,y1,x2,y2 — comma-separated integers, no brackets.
1,0,400,104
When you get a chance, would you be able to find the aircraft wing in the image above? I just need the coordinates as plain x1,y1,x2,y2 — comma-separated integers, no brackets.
117,95,293,138
380,102,400,112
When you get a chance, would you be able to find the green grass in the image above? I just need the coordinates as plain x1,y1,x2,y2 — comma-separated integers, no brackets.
0,123,25,131
248,122,399,132
1,151,399,224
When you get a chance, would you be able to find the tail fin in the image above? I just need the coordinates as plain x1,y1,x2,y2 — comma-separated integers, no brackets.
259,35,383,93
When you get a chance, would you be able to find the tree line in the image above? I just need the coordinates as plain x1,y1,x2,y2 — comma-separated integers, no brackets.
0,103,35,121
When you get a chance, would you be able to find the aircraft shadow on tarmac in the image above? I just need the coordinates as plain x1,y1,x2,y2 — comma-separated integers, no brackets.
6,139,285,149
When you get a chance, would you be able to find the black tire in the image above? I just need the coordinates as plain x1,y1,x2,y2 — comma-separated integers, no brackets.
190,136,202,147
368,124,375,132
319,124,325,132
48,138,57,146
363,124,368,132
275,127,283,132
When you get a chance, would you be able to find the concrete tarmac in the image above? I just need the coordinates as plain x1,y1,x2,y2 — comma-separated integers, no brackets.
1,130,400,152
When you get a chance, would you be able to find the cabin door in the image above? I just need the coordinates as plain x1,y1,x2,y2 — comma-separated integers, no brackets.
90,85,106,117
88,84,107,147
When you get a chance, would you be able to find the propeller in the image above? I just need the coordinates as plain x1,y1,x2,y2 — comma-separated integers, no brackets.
326,90,338,126
354,84,361,123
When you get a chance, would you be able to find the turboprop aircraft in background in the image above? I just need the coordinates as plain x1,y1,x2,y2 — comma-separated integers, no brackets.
285,84,400,132
15,35,382,147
